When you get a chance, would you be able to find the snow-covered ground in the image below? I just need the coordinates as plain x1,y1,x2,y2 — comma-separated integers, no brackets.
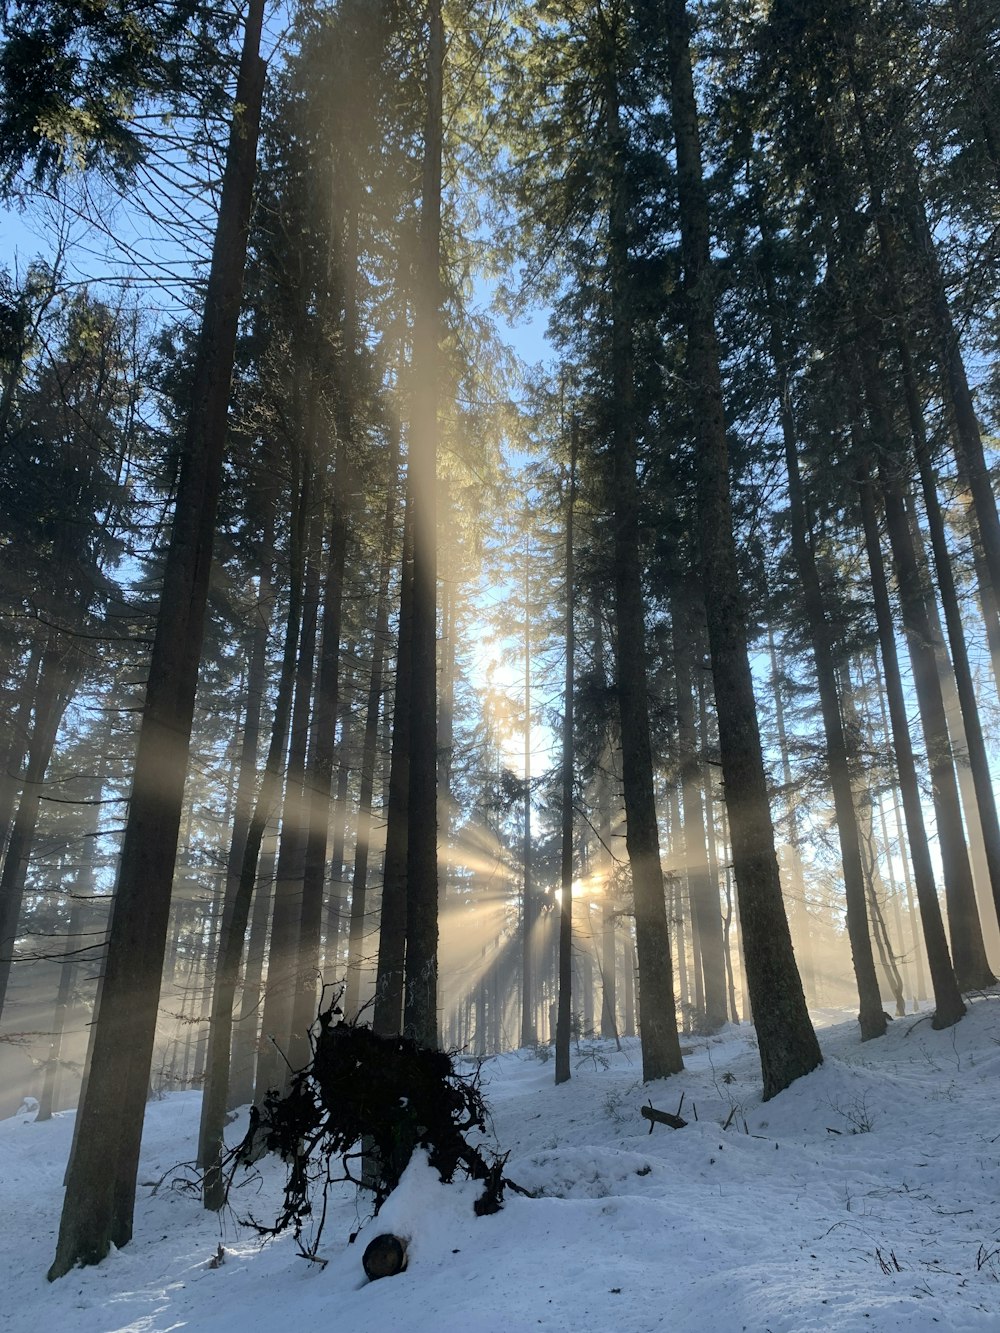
3,998,1000,1332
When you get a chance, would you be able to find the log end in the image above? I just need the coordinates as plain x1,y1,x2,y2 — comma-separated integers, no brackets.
363,1233,408,1281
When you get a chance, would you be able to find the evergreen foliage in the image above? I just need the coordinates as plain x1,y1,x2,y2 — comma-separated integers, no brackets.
0,0,236,189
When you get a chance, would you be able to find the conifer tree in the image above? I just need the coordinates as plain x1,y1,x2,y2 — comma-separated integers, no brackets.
49,0,266,1276
656,0,821,1095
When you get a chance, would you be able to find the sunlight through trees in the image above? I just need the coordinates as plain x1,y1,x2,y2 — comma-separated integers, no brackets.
0,0,998,1278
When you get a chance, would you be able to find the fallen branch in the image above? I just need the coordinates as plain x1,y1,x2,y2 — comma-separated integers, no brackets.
640,1098,688,1132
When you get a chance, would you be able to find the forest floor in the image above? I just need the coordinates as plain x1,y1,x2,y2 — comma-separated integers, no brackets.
3,996,1000,1332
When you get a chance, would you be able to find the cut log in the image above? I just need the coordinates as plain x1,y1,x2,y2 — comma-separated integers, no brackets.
363,1233,408,1280
640,1101,688,1131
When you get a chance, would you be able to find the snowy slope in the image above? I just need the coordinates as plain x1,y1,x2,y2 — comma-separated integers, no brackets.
2,998,1000,1332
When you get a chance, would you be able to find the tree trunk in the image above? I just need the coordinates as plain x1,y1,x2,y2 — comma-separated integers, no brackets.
0,638,78,1021
800,53,970,1016
520,535,536,1048
622,922,636,1038
196,504,276,1199
756,216,884,1037
870,651,928,1005
873,772,919,1008
49,0,266,1275
555,421,576,1085
255,512,322,1099
0,639,41,862
437,479,457,902
953,470,1000,701
851,78,1000,956
217,474,308,1122
323,696,353,975
904,447,1000,949
344,436,401,1019
402,0,442,1048
291,456,349,1070
605,49,682,1084
36,816,94,1122
839,663,906,1017
856,472,965,1026
207,460,309,1146
373,500,414,1036
721,855,740,1023
591,592,618,1041
900,165,1000,611
662,0,820,1096
672,591,729,1031
875,456,994,991
765,630,814,1007
853,650,921,1006
914,500,1000,969
228,831,276,1108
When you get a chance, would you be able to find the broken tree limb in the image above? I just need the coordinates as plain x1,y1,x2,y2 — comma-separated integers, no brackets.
502,1176,539,1199
640,1099,688,1132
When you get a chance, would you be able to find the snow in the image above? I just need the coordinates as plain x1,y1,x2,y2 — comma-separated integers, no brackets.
3,999,1000,1332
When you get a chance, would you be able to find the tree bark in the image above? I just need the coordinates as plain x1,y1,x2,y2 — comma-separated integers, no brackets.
953,471,1000,702
874,456,994,991
228,831,276,1108
519,535,536,1048
218,474,308,1121
255,510,323,1098
871,652,928,1004
856,472,965,1025
662,0,820,1096
849,68,1000,954
904,435,1000,947
344,436,401,1019
604,42,682,1083
812,108,989,997
765,630,814,1008
555,421,576,1085
0,639,41,863
672,590,729,1032
291,454,349,1070
402,0,442,1048
197,505,276,1199
48,0,266,1276
373,499,414,1036
0,637,78,1021
797,46,973,1012
900,165,1000,612
753,212,885,1035
591,591,618,1041
839,663,906,1017
36,811,95,1122
323,694,354,975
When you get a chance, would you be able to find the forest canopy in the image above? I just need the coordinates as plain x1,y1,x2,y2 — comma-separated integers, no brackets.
0,0,997,1283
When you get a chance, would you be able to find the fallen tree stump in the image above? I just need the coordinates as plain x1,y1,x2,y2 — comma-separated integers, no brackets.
640,1099,688,1132
363,1233,408,1280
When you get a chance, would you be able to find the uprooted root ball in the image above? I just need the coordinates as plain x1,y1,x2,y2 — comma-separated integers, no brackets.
229,1006,509,1258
